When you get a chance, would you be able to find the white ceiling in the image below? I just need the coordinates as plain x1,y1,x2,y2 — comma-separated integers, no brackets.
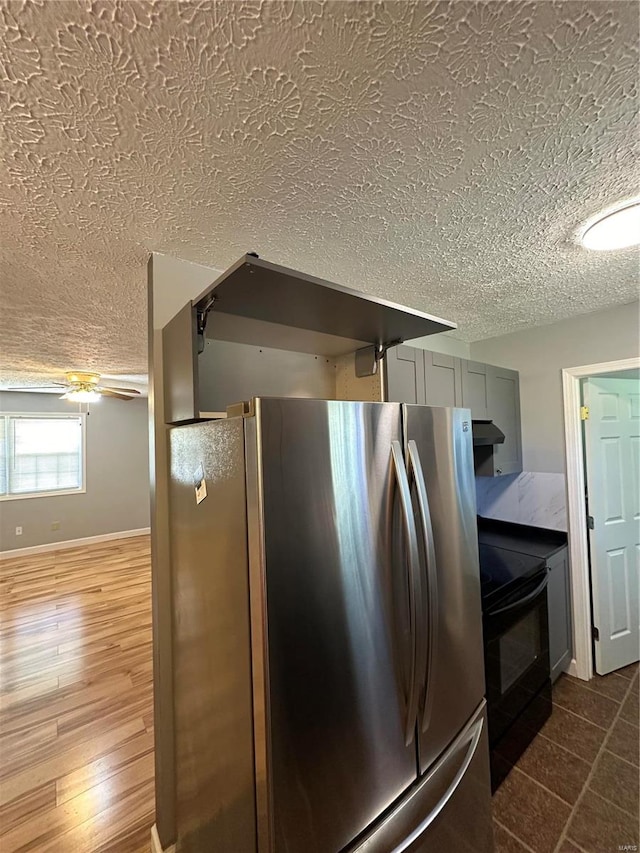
1,0,638,388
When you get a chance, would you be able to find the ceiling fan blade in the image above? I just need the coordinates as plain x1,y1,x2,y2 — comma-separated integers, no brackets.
6,384,66,390
98,389,135,401
98,386,141,395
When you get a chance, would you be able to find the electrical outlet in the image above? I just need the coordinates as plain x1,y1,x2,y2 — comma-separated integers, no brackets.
51,521,60,531
15,526,22,536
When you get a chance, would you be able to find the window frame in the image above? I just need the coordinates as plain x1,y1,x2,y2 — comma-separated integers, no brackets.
0,412,87,502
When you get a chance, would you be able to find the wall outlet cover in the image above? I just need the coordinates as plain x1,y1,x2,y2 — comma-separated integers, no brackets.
15,526,22,535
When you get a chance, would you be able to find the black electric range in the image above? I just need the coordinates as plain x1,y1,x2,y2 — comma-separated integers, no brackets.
477,535,552,792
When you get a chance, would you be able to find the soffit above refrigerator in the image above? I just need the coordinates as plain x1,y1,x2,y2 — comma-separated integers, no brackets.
193,255,455,355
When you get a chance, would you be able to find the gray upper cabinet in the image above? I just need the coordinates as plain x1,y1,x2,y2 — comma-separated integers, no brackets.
384,345,426,404
160,255,457,424
424,352,462,407
385,347,461,407
460,361,489,420
386,348,523,478
486,365,522,475
163,302,199,424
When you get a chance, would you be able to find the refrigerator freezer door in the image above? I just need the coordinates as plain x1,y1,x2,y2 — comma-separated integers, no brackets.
349,702,494,853
403,405,486,773
249,398,418,853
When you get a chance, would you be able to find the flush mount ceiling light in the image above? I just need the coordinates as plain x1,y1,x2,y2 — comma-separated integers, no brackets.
581,201,640,251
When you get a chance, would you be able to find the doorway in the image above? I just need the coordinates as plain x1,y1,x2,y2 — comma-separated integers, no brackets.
562,357,640,681
582,370,640,675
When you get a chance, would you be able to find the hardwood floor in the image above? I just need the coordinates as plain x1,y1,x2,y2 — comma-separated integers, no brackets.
0,536,154,853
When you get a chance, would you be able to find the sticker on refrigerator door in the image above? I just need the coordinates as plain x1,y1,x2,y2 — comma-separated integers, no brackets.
194,463,207,505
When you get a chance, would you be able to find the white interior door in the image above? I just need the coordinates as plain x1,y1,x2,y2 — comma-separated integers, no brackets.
583,376,640,675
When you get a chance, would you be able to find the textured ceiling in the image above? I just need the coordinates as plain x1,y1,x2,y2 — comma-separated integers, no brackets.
1,0,639,387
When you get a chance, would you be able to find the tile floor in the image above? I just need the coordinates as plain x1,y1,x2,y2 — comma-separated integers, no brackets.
492,664,639,853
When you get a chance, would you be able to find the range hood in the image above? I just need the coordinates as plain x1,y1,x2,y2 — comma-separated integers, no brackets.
472,420,505,446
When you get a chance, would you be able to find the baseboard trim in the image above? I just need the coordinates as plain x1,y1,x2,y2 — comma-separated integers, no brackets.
0,527,151,560
151,824,175,853
567,657,584,680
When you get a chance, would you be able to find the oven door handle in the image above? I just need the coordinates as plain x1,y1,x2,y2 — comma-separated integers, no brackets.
486,571,549,617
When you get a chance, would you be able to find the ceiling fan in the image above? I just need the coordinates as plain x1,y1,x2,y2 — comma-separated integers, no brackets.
8,372,142,402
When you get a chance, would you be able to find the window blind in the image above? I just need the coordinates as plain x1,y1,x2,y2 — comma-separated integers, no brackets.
1,415,83,497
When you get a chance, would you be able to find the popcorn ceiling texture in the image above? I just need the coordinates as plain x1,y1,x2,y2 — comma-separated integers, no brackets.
0,0,638,386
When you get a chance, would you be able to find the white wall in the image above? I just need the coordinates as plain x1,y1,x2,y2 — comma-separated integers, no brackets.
0,391,150,551
470,301,640,473
152,253,221,328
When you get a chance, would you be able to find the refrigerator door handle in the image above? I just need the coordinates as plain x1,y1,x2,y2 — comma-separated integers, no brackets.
406,439,438,733
390,714,485,853
391,440,422,746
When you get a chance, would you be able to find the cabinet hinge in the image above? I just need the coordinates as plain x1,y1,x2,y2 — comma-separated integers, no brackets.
587,515,595,530
355,340,402,377
592,625,600,641
196,294,217,355
580,406,589,420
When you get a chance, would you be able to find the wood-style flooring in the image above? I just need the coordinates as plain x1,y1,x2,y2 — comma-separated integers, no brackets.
0,536,154,853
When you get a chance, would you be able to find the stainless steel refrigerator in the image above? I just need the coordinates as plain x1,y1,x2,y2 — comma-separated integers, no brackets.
169,398,493,853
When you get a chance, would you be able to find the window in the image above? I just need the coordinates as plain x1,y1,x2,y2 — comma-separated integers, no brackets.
0,413,86,500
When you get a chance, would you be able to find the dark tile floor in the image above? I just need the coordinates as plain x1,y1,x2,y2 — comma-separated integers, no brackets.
492,664,639,853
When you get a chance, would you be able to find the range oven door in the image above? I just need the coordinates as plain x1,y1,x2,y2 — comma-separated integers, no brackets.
483,569,551,752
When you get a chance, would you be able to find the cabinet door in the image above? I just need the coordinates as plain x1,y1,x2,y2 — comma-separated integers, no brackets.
487,366,522,475
461,361,489,419
547,548,572,683
384,345,426,404
424,352,462,407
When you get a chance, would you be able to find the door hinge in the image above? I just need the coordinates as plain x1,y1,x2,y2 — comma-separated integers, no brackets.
592,625,600,641
587,515,595,530
580,405,589,420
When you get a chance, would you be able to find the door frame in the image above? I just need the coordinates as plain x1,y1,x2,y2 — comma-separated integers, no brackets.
562,356,640,681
